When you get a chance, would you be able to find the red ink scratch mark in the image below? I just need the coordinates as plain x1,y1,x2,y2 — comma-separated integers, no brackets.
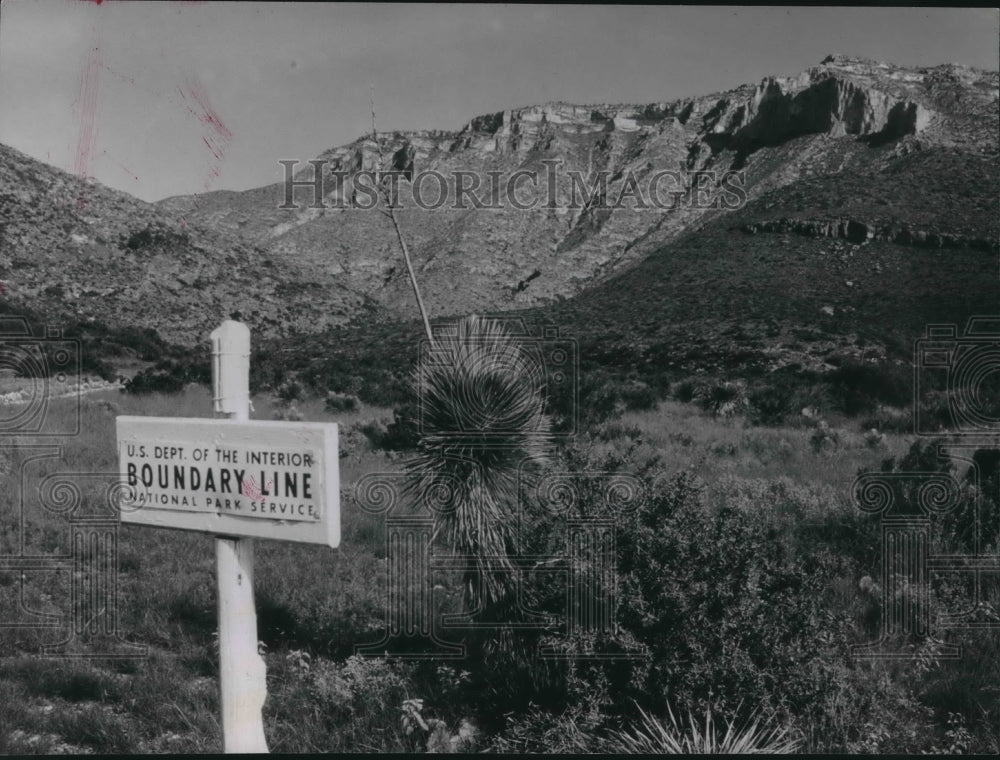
98,60,135,87
180,77,233,191
102,150,139,182
240,475,273,501
73,44,101,181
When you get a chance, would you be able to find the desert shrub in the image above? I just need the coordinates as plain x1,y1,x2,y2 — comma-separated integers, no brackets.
487,701,607,753
671,377,699,403
324,392,359,413
858,440,1000,580
123,367,185,394
938,447,1000,554
290,352,411,407
915,384,1000,436
552,370,616,429
696,380,749,417
863,427,887,448
121,224,189,252
614,471,834,718
605,702,801,753
860,406,913,434
916,390,955,433
265,653,417,753
809,421,842,453
826,360,911,415
787,381,835,418
462,458,867,748
748,381,791,425
359,403,420,452
619,380,658,411
548,368,665,430
359,410,414,450
121,357,209,395
277,380,303,403
273,403,303,421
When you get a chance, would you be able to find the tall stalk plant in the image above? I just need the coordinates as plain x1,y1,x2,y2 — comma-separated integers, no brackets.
369,87,433,343
367,92,554,615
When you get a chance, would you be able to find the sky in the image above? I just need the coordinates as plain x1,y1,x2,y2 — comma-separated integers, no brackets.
1,2,997,203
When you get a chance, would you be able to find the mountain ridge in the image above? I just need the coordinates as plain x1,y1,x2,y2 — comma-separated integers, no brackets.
1,55,996,379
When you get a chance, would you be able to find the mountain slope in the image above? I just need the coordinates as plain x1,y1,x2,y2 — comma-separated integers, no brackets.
159,55,998,326
235,57,998,407
245,137,998,405
0,144,375,345
1,54,996,391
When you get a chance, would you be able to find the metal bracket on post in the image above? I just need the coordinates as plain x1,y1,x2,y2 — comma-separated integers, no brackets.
212,320,252,417
210,320,268,753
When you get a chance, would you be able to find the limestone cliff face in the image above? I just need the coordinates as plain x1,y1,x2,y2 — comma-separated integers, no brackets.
701,71,933,154
157,55,994,328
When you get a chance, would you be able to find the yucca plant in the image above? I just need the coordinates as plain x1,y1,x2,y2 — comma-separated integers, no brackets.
366,98,555,624
606,702,801,754
404,314,554,611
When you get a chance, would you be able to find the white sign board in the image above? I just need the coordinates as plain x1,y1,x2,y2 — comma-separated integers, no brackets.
116,416,339,547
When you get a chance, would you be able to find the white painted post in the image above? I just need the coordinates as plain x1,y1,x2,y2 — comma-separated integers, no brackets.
211,320,268,754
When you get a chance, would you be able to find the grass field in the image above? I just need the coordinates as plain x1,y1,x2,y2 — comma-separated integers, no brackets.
0,384,998,753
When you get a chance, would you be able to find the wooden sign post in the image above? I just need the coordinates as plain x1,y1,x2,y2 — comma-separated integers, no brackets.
116,321,340,753
212,321,267,755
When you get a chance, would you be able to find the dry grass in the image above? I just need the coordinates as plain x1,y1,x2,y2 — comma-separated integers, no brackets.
0,387,995,752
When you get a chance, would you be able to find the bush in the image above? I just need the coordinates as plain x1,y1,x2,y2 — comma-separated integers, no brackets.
123,367,185,394
265,654,417,753
860,406,912,434
748,382,791,425
827,361,911,415
325,392,359,413
620,380,658,412
810,421,842,453
696,380,749,417
605,703,801,753
671,378,699,403
614,471,835,718
359,403,421,452
121,358,209,394
278,381,303,403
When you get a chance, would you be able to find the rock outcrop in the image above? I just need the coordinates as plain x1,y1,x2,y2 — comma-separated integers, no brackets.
742,217,998,250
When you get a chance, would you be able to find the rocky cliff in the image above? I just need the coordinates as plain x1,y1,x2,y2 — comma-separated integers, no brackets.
159,55,998,328
1,55,996,354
